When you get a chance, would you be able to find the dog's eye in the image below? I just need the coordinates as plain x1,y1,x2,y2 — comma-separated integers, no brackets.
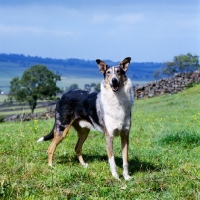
106,71,111,75
116,69,120,74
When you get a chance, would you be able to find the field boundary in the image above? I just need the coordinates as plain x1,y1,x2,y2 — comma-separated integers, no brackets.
2,105,55,122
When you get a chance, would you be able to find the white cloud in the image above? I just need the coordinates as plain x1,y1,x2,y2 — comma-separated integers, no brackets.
91,13,145,25
0,24,75,37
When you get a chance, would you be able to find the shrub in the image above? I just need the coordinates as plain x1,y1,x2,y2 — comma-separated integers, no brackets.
186,74,199,88
0,115,4,123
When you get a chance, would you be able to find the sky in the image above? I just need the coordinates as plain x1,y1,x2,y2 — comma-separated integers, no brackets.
0,0,199,62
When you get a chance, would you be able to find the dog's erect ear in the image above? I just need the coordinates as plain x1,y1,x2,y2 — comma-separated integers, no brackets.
120,57,131,71
96,59,107,74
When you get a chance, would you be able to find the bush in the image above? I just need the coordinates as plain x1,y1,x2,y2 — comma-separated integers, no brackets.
186,74,200,89
0,115,4,123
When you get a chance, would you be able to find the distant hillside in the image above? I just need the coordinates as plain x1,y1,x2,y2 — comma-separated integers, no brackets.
0,53,162,92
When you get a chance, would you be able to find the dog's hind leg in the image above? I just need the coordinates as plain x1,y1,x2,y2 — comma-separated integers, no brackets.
48,119,75,166
74,125,90,168
121,130,132,180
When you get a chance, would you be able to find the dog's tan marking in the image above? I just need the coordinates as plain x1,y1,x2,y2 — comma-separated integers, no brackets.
105,135,114,159
106,135,119,179
104,127,120,179
121,130,132,180
120,70,128,83
48,119,75,166
73,121,90,167
96,59,107,74
121,133,128,163
120,57,131,71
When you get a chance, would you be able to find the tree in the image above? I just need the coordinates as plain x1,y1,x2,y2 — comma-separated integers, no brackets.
94,83,100,92
8,65,61,113
162,62,177,78
159,53,199,78
174,53,199,73
69,84,79,91
84,83,97,91
153,70,161,80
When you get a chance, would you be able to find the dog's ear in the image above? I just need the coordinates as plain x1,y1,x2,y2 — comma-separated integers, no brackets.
96,59,107,74
120,57,131,71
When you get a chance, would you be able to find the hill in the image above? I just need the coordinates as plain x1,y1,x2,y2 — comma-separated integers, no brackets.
0,84,200,198
0,53,162,92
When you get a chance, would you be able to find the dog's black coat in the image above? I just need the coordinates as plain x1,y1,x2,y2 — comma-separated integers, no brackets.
44,90,100,141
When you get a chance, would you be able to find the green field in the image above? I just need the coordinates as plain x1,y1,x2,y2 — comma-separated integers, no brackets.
0,85,200,199
0,95,7,103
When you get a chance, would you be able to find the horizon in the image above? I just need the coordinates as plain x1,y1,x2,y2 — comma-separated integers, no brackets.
0,52,164,63
0,0,199,63
0,53,162,93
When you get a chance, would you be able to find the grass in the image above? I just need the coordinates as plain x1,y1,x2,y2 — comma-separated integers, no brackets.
0,95,7,103
0,85,200,199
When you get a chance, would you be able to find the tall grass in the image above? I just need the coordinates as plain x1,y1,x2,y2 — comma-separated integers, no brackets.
0,85,200,199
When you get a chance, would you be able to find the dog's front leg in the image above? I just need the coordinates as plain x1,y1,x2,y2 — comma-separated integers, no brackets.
121,130,132,180
106,135,119,180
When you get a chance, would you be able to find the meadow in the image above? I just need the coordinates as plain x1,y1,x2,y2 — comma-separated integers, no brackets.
0,85,200,199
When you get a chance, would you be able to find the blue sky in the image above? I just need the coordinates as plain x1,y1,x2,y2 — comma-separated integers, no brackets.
0,0,199,62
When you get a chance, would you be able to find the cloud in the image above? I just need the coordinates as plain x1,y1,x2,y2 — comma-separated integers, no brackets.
0,0,199,62
0,24,75,38
91,12,145,25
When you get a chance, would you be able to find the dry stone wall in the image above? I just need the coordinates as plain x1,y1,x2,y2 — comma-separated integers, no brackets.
3,105,56,122
134,70,200,99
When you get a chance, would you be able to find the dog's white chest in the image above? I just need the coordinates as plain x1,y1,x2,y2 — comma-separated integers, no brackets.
103,102,131,136
100,79,134,136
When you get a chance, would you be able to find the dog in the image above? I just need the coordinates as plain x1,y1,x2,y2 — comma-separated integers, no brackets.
37,57,134,180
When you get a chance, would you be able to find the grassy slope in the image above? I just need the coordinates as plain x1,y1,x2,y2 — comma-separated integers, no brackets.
0,85,200,199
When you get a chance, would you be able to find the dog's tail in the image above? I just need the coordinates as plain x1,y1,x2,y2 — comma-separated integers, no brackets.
37,127,54,142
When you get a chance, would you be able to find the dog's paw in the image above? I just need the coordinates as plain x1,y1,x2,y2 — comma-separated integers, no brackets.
48,163,55,169
112,172,120,180
82,163,88,168
123,174,132,181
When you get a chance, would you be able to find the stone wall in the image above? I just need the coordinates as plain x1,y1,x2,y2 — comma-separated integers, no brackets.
134,70,200,99
3,105,56,122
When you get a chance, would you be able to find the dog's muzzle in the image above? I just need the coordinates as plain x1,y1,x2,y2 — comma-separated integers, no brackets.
110,78,120,92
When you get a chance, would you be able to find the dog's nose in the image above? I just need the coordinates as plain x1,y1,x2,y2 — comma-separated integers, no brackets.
112,78,118,84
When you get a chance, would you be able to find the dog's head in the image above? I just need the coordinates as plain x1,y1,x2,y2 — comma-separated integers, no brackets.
96,57,131,92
